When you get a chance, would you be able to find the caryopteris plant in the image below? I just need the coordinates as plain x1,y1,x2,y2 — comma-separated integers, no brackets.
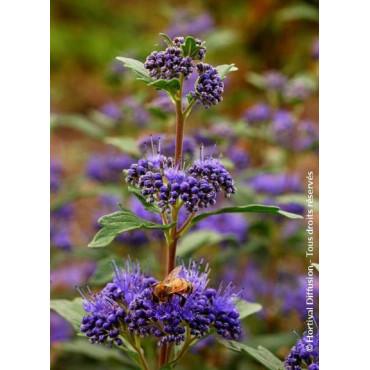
51,34,303,369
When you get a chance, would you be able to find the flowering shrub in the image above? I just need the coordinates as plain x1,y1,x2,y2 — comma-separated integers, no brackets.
51,31,316,370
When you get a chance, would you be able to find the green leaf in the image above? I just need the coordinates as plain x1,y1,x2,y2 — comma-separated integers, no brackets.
159,32,174,47
50,298,85,332
312,263,319,272
104,136,140,156
53,115,106,139
115,57,153,84
88,204,174,248
181,36,199,58
215,64,238,80
218,340,284,370
128,186,162,215
89,257,115,285
276,5,319,23
234,299,262,319
246,72,266,89
178,231,236,257
59,339,138,367
190,204,303,227
148,78,181,96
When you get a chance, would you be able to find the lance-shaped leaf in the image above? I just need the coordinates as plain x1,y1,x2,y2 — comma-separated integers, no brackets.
104,136,140,156
215,64,238,80
159,32,174,47
50,298,86,331
178,230,236,257
233,299,262,319
128,186,162,215
115,57,153,84
218,340,285,370
190,204,303,228
148,78,181,96
88,204,174,248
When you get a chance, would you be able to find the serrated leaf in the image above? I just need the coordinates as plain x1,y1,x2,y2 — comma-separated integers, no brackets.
190,204,303,227
116,57,153,84
128,186,162,215
89,204,174,248
50,298,85,332
148,78,181,96
215,64,238,80
181,36,199,58
159,32,174,47
60,339,138,367
104,136,140,156
233,299,262,319
218,340,284,370
178,231,236,256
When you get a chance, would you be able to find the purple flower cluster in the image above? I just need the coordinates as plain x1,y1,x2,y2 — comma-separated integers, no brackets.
86,153,133,183
191,63,224,108
125,144,236,214
283,76,315,102
144,47,194,80
284,331,319,369
272,110,295,147
244,103,271,124
79,259,243,347
172,36,206,60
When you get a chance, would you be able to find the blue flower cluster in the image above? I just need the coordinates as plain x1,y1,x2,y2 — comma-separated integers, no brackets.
284,331,319,370
172,36,206,60
125,144,236,214
79,259,243,347
191,63,224,108
144,48,194,80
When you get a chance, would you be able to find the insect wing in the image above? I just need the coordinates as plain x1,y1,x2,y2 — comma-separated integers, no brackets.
163,265,182,283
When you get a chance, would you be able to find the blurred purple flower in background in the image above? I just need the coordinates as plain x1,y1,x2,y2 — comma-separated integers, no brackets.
312,39,319,60
51,311,74,344
227,147,250,171
100,102,123,121
86,153,133,183
165,11,214,38
248,173,302,195
262,71,287,91
51,261,97,291
51,204,75,250
50,159,63,192
244,103,271,125
296,120,318,150
196,212,249,244
283,76,315,102
122,97,150,127
272,110,295,148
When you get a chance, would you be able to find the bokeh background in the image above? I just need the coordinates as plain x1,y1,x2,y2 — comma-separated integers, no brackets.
51,0,319,369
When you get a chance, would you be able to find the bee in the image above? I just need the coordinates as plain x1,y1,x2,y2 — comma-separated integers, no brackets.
151,266,193,306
